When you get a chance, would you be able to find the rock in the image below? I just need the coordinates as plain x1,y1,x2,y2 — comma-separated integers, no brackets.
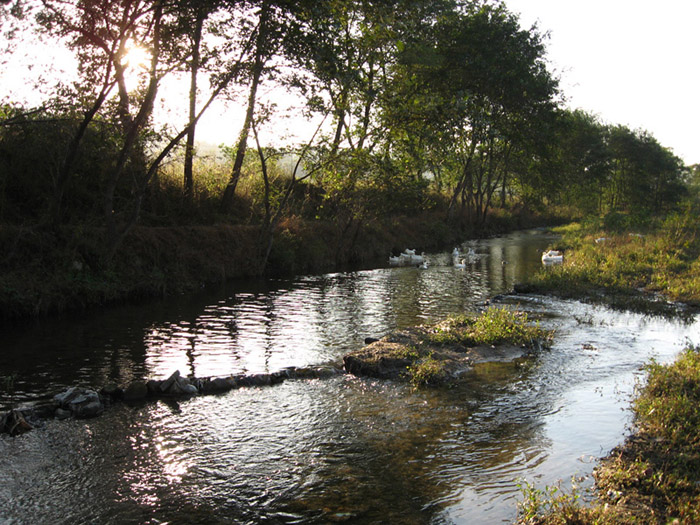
53,387,103,418
200,377,236,394
343,342,415,380
123,381,149,402
157,372,198,397
1,409,33,436
160,370,181,393
146,379,162,394
53,386,80,406
54,408,72,420
100,383,123,400
173,376,198,396
32,402,57,420
238,374,272,387
269,371,287,385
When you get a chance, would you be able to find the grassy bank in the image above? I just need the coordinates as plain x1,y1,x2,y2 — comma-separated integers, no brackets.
516,210,700,523
517,346,700,524
518,210,700,314
0,207,557,323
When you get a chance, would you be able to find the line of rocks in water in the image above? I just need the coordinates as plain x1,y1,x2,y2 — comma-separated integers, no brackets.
0,365,343,437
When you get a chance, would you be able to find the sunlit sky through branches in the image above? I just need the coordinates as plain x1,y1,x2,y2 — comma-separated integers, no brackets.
1,0,698,165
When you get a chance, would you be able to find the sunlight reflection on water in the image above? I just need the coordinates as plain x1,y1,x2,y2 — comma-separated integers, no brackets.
2,230,699,524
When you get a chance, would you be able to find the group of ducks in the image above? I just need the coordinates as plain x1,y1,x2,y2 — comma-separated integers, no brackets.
388,247,478,270
452,247,478,269
388,249,426,267
390,246,563,269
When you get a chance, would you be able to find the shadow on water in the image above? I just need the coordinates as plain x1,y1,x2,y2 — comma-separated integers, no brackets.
2,229,699,524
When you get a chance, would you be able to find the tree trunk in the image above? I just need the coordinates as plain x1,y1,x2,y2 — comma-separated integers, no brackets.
105,0,163,259
184,9,204,203
49,80,114,225
220,1,270,214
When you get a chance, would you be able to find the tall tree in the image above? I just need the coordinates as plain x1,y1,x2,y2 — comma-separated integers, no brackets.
388,2,558,225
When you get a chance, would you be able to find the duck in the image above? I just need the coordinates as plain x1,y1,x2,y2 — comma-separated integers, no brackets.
541,250,563,265
419,259,429,270
454,258,466,269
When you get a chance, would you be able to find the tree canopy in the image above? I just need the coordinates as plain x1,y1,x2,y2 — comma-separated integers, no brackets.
0,0,690,267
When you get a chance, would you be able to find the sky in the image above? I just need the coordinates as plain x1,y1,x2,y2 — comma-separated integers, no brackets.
504,0,700,165
2,1,698,165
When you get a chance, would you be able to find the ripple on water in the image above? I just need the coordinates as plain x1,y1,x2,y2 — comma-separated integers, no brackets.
2,231,699,524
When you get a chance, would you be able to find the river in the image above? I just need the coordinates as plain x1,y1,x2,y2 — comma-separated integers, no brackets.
1,229,698,524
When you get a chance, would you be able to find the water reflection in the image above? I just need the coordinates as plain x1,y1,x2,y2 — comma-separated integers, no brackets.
2,230,699,524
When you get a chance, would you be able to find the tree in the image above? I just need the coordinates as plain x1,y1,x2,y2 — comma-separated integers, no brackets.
388,3,558,225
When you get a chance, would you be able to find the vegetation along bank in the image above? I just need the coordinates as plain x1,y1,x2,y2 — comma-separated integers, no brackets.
2,1,695,322
515,215,700,523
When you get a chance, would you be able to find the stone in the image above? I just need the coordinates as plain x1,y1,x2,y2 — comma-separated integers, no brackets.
146,379,162,394
174,376,198,396
200,377,235,394
54,408,72,420
160,370,181,393
123,381,149,401
53,386,81,406
101,383,123,400
1,409,33,436
53,387,103,418
343,342,415,380
158,374,198,397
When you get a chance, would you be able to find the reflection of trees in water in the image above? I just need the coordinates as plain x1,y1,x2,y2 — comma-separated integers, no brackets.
3,231,557,405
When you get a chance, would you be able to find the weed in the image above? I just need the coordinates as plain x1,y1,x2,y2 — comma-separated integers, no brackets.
408,352,447,386
428,308,552,348
516,346,700,524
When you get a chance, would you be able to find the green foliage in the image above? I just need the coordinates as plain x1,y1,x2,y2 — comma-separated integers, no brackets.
516,480,594,524
408,352,447,386
635,348,700,448
428,308,551,348
527,218,700,310
602,211,631,232
517,348,700,524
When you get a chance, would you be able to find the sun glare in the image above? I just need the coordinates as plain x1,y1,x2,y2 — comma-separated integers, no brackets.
122,41,151,70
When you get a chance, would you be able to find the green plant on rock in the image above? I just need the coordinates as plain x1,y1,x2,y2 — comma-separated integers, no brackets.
408,352,447,386
428,308,551,348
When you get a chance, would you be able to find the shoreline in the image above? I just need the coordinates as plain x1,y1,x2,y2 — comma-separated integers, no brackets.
0,212,561,324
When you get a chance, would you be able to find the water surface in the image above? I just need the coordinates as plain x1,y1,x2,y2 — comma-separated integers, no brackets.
1,230,697,524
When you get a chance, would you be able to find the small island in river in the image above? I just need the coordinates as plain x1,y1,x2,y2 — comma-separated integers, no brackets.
344,306,553,386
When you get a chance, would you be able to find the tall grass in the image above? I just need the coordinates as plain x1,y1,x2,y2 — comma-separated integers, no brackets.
525,208,700,310
428,308,552,348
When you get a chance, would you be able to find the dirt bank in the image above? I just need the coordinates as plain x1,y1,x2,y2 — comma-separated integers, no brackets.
0,210,558,323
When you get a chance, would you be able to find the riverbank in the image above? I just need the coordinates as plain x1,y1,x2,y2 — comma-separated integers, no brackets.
517,215,700,315
517,347,700,524
516,214,700,523
0,208,559,323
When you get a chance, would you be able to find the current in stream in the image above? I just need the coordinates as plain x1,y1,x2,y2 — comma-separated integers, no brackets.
1,229,699,524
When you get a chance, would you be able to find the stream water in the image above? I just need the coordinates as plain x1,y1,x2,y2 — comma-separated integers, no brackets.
1,229,699,524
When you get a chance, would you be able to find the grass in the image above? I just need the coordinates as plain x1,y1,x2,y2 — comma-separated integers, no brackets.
404,307,552,387
516,347,700,524
427,307,553,348
407,352,448,386
515,210,700,523
522,210,700,315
